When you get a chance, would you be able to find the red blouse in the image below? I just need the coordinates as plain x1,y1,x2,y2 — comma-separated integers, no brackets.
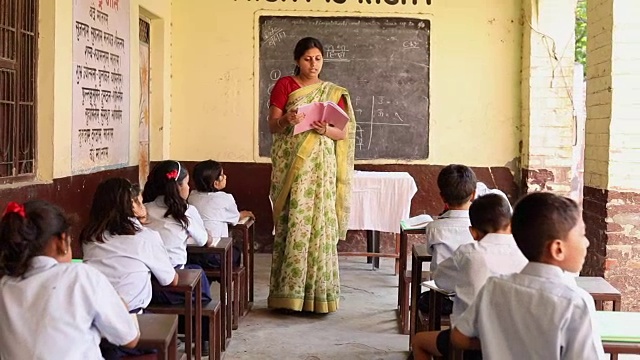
269,76,346,111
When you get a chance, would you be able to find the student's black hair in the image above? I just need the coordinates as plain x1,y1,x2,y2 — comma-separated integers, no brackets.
293,37,324,76
193,160,223,193
437,164,477,207
80,177,139,244
0,200,72,277
511,192,580,262
142,160,189,228
131,183,142,198
469,194,512,235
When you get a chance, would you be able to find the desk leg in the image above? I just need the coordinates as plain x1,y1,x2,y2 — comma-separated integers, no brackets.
398,230,408,308
169,323,177,360
226,246,233,344
185,289,193,360
194,277,202,360
366,230,373,264
394,233,400,276
409,253,420,350
372,231,380,270
249,226,255,304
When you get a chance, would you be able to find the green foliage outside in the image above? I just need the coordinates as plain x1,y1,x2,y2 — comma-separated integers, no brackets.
576,0,587,72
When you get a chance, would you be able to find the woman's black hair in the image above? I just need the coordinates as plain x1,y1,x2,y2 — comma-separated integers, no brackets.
80,177,139,244
142,160,189,228
293,37,324,76
131,183,142,198
0,200,72,277
193,160,223,193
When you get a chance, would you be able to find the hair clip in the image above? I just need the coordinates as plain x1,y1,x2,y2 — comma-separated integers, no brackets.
166,169,179,181
2,202,26,218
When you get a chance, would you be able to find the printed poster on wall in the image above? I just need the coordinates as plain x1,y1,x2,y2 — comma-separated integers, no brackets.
72,0,130,173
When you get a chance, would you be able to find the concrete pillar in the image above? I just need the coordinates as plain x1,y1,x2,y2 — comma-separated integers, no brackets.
520,0,577,195
583,0,640,310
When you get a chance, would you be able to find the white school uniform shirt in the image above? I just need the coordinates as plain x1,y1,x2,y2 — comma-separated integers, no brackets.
82,219,177,311
433,233,528,325
145,196,208,267
455,262,607,360
425,210,474,272
0,257,138,360
188,190,240,237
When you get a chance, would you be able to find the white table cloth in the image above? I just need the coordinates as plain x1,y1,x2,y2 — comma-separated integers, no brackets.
348,170,418,233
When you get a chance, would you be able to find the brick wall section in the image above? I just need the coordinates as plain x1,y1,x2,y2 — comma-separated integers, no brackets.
584,0,640,311
520,0,577,196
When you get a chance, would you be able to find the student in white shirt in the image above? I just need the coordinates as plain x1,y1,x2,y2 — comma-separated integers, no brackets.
452,192,606,360
188,160,253,267
426,164,477,272
412,194,527,360
0,200,139,360
81,177,178,312
142,160,214,354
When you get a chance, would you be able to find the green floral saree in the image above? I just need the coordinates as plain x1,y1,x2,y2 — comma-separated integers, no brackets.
267,81,356,313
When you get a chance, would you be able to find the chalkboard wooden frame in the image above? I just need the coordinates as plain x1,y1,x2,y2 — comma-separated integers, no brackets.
256,15,431,160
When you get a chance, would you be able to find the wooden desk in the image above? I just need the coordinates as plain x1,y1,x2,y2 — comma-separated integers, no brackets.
597,311,640,356
398,223,426,307
187,238,233,350
136,314,179,360
409,244,432,350
576,276,622,311
230,217,256,309
147,269,202,360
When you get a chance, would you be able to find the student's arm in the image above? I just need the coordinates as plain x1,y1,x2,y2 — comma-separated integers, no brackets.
562,300,607,359
433,255,458,292
89,268,140,348
451,328,481,350
186,206,208,246
144,230,179,287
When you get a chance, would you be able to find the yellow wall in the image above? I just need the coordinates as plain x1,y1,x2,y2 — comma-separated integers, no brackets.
36,0,172,181
171,0,523,166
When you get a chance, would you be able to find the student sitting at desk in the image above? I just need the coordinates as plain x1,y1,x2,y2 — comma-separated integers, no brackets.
188,159,253,268
0,200,139,359
426,164,476,272
452,192,606,359
412,194,527,360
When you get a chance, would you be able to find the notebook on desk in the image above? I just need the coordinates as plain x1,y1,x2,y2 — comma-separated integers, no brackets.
237,216,250,225
401,214,433,230
596,311,640,342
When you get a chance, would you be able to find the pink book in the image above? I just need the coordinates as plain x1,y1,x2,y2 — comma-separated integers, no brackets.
293,101,350,135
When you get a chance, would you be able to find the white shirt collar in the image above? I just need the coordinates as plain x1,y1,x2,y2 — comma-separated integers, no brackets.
23,256,59,278
439,209,469,219
478,233,515,245
521,262,576,286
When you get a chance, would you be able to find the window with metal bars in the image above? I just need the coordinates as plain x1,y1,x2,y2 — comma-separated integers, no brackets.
0,0,38,183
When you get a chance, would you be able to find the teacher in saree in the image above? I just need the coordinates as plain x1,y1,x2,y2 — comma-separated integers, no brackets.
267,37,356,314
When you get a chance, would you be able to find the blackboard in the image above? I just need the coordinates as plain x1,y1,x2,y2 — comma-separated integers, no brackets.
258,16,430,160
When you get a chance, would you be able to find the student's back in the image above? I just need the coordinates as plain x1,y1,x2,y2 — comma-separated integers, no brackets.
434,194,526,323
458,264,601,359
0,260,136,359
426,164,477,271
0,200,138,360
81,178,177,312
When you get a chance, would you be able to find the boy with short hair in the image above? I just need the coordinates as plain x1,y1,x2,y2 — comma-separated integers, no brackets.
452,192,606,359
412,194,527,360
426,164,477,272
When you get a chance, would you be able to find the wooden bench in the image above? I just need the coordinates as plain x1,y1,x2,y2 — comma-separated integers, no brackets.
146,269,203,360
123,314,180,360
187,238,233,350
409,244,432,350
230,217,255,313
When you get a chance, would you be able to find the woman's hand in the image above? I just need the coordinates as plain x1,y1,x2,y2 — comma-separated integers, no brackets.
311,120,328,135
281,108,305,127
240,210,254,219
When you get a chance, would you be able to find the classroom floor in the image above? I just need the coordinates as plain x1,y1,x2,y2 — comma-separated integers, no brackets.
210,255,640,360
218,255,408,360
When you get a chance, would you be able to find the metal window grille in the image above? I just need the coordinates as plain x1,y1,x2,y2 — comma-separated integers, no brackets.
0,0,37,182
139,18,149,44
